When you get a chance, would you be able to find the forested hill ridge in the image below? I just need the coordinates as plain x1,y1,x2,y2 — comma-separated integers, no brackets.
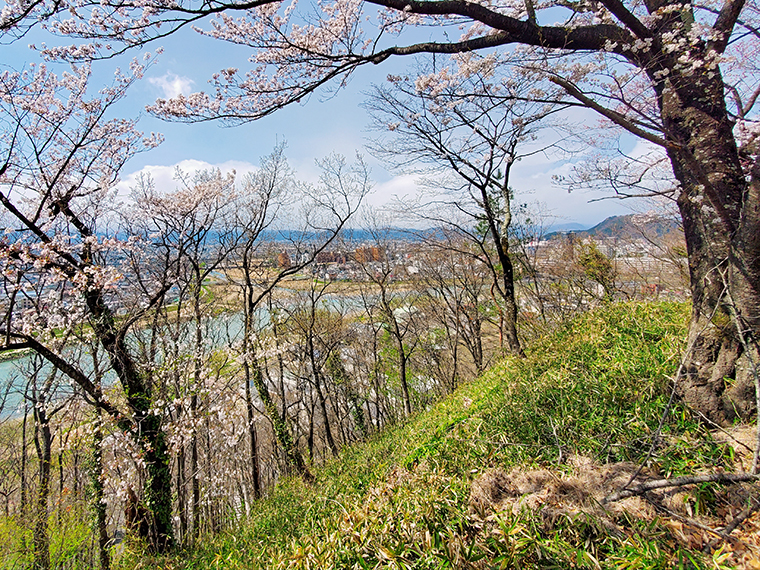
120,302,759,570
546,213,683,242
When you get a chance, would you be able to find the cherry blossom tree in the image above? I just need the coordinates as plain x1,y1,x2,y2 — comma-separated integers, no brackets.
125,166,240,543
0,62,180,551
227,150,370,481
3,0,759,422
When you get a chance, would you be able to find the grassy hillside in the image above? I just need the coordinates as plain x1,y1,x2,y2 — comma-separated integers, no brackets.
120,301,759,569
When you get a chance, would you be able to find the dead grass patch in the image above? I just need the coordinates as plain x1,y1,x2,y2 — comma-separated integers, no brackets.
469,456,760,568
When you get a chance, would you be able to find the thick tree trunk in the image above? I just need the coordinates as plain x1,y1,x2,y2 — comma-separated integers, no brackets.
659,64,760,425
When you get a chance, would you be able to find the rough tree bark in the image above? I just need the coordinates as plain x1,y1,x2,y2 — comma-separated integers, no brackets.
654,30,760,425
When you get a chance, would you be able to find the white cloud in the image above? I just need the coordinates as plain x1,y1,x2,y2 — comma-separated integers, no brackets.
372,174,418,204
148,72,195,99
116,159,259,198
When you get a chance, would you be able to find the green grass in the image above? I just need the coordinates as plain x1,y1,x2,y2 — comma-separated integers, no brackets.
0,507,94,570
117,301,747,570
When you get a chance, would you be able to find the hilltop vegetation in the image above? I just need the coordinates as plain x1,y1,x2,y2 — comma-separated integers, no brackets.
116,301,759,570
0,0,759,563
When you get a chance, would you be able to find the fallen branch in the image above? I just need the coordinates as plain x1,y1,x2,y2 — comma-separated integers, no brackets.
646,498,732,541
603,472,759,503
704,495,760,553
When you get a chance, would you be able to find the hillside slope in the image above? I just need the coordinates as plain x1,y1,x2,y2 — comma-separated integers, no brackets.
122,302,759,570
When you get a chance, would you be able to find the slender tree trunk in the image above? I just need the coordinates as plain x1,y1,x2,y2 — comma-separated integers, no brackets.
479,164,523,357
468,314,484,374
57,452,63,525
314,377,338,455
190,415,199,540
329,355,368,440
247,357,313,481
92,414,110,570
307,394,316,461
32,406,51,570
244,365,261,499
307,334,338,455
191,279,203,541
497,175,523,356
396,331,411,417
383,294,412,417
177,447,186,543
20,406,28,524
240,263,263,498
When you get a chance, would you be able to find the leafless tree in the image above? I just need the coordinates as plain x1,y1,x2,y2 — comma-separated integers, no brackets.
365,69,568,356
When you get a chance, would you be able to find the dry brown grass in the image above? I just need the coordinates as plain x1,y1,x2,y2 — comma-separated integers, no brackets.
469,455,760,568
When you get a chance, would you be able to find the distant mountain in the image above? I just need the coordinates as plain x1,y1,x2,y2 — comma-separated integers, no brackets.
547,222,589,233
258,227,423,243
546,213,682,242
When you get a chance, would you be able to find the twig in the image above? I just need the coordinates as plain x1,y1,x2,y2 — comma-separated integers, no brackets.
646,497,732,541
619,285,728,492
643,494,758,554
694,409,754,453
704,495,760,553
722,283,760,475
549,417,563,464
603,472,758,503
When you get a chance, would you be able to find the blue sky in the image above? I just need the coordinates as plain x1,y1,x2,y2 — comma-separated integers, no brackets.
5,24,649,228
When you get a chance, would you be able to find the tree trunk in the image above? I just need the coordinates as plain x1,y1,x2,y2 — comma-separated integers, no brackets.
191,279,204,540
190,413,200,540
313,375,338,455
92,414,110,570
20,405,28,525
658,64,759,425
84,288,174,551
138,415,174,551
246,358,313,481
244,367,261,499
176,447,187,544
480,172,523,357
395,330,412,417
32,406,51,570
